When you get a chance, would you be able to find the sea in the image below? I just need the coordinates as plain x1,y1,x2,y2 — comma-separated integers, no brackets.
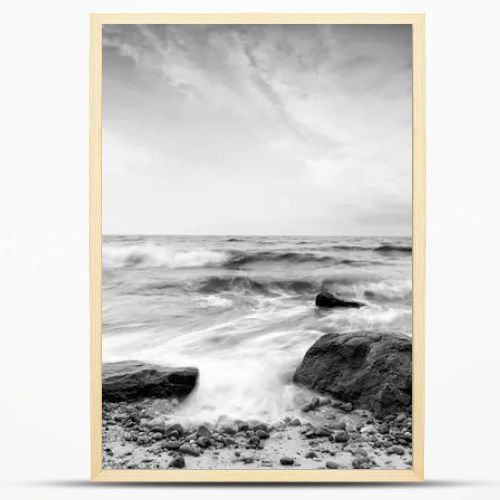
102,235,412,422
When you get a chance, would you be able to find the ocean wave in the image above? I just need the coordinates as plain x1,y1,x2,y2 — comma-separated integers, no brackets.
374,244,412,253
197,276,317,295
225,251,333,267
103,243,231,269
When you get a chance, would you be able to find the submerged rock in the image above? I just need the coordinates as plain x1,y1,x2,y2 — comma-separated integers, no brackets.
280,457,295,466
315,291,362,309
293,332,411,418
102,361,199,402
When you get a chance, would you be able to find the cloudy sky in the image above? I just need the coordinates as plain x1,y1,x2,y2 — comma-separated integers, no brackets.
103,24,412,236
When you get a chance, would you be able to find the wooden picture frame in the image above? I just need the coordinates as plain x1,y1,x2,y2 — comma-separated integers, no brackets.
90,12,425,482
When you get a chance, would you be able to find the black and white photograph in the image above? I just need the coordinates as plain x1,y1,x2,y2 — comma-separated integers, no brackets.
101,23,414,471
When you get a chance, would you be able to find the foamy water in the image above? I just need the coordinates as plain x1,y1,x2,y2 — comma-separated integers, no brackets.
102,235,412,422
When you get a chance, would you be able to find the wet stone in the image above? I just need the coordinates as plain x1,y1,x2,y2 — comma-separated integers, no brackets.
163,440,181,450
326,461,340,469
170,455,185,468
255,430,269,439
334,431,350,443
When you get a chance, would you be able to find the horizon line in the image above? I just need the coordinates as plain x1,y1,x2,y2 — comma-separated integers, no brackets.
102,233,412,238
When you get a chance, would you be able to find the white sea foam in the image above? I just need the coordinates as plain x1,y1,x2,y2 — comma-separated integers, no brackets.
103,243,230,269
102,235,413,421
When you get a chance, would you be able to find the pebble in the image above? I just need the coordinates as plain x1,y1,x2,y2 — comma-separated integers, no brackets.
387,445,405,455
179,444,201,456
305,451,318,459
315,428,332,437
248,419,268,432
352,457,369,469
170,455,185,468
166,423,184,435
326,461,340,469
164,440,181,450
241,452,255,464
136,435,151,445
301,397,320,413
218,422,238,435
256,430,269,439
289,418,301,427
378,423,390,434
280,457,295,466
334,431,350,443
197,425,213,438
197,436,211,448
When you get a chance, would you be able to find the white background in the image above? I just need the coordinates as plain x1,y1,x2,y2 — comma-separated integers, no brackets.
1,0,499,499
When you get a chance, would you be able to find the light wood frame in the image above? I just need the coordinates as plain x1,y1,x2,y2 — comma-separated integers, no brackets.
90,13,425,483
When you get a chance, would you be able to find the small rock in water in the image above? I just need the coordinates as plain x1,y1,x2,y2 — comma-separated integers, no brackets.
170,455,185,468
315,291,362,309
334,431,350,443
305,451,318,459
326,461,340,469
280,457,295,466
289,418,301,427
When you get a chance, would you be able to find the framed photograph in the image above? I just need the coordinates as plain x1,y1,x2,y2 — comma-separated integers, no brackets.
90,13,425,482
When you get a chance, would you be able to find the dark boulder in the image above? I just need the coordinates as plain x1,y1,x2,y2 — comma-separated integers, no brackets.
315,291,362,309
293,332,411,418
102,361,198,402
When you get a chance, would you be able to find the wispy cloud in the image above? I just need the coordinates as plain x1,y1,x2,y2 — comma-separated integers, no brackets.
103,24,412,235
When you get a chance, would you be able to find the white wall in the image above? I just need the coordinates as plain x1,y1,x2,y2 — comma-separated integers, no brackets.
1,1,499,499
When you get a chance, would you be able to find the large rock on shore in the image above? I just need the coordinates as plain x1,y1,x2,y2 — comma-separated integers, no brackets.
293,332,411,418
315,291,362,309
102,361,199,402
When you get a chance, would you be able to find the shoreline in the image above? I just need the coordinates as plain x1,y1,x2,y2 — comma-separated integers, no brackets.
102,394,412,470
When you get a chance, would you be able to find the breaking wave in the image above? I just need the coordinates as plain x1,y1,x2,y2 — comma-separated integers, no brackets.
103,244,231,269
